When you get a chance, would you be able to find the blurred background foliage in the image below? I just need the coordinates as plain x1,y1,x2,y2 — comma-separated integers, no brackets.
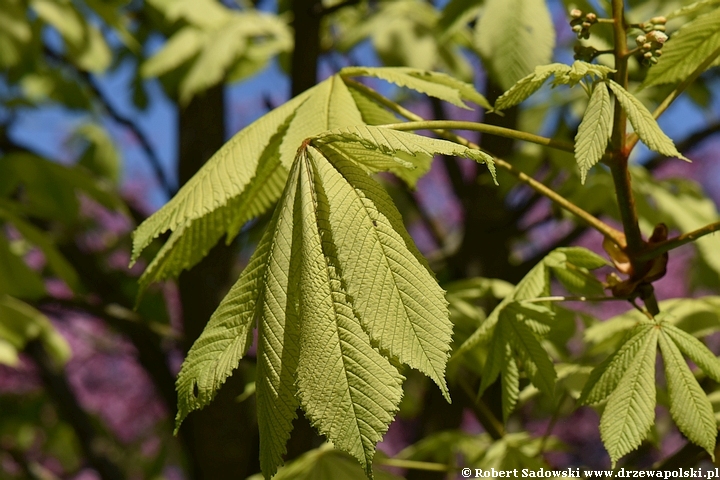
0,0,719,478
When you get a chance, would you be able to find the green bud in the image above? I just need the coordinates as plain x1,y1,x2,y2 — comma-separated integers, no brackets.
572,25,583,33
650,16,667,24
649,57,659,64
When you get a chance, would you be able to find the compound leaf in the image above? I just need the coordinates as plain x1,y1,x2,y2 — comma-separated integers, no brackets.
579,324,654,406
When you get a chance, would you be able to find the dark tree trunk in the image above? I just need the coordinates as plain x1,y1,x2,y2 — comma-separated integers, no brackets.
176,86,260,479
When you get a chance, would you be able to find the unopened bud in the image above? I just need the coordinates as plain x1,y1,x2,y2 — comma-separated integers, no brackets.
654,31,668,43
643,42,652,50
649,57,659,64
585,12,597,22
572,25,583,33
644,51,653,59
654,49,662,57
570,9,582,18
582,21,591,28
635,35,647,45
650,16,667,24
654,25,666,32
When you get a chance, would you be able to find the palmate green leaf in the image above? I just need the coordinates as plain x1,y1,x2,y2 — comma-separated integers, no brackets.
575,81,613,184
606,80,689,162
643,7,720,88
177,139,453,478
296,150,404,474
658,331,716,458
340,66,491,110
666,0,720,20
579,324,655,406
599,326,658,467
475,0,555,91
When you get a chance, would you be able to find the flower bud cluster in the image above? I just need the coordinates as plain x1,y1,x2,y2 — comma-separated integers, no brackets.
635,30,667,65
569,9,597,39
637,16,667,33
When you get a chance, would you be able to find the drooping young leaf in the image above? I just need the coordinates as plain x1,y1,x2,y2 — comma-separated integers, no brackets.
295,149,404,474
658,331,716,458
493,63,572,112
606,80,689,161
340,66,491,110
475,0,555,91
579,324,654,406
643,7,720,88
599,326,658,467
575,81,613,183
